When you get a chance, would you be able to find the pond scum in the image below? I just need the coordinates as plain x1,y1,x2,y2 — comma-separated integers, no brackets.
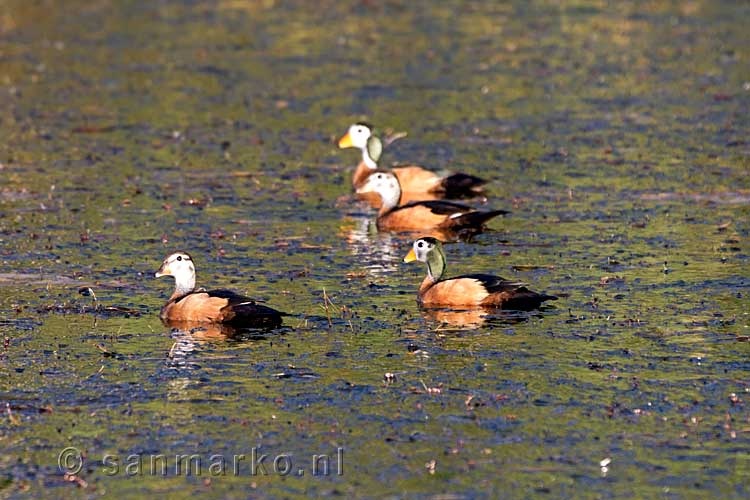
0,1,748,498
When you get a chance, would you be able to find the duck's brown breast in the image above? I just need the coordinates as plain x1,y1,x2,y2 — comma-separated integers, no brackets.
419,278,490,307
160,293,231,323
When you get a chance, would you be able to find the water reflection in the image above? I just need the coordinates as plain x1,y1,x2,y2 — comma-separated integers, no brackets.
341,210,486,274
420,307,490,329
163,320,275,371
420,307,545,330
165,321,242,341
341,214,404,276
166,377,192,402
165,328,202,371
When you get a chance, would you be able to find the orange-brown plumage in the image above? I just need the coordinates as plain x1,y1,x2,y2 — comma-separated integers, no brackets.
358,170,507,236
155,252,284,329
417,274,490,307
353,161,441,193
378,202,502,232
160,293,232,323
340,123,486,201
404,238,557,310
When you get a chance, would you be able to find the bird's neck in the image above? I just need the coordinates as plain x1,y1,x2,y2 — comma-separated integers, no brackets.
361,148,378,169
425,249,446,282
170,275,196,301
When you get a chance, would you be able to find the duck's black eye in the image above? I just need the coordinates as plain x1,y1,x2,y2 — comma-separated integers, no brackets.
417,242,423,248
176,255,182,261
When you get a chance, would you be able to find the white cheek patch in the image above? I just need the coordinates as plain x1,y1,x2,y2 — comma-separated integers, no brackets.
449,213,464,219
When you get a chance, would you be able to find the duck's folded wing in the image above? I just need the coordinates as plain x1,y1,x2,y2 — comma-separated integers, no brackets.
208,289,285,327
206,288,256,303
400,200,473,215
458,274,558,309
439,172,487,195
456,274,528,293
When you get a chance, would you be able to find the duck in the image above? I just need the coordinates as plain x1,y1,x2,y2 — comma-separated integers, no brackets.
403,237,557,309
155,251,284,329
338,122,486,199
357,170,507,237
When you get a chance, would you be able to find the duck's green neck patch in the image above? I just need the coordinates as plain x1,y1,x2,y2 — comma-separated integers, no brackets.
425,245,446,282
363,135,382,169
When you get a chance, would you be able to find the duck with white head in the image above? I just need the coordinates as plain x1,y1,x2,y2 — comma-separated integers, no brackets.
155,252,284,329
338,122,487,200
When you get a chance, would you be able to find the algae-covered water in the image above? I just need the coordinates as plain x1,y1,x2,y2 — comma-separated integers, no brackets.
1,0,749,497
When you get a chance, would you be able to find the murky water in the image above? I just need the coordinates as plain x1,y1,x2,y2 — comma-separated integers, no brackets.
1,0,748,497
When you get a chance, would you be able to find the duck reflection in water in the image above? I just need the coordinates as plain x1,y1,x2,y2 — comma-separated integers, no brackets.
165,320,278,343
340,215,403,277
163,321,280,384
420,307,547,330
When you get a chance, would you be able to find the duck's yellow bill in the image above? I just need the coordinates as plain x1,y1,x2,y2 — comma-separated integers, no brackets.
403,248,417,263
338,132,353,148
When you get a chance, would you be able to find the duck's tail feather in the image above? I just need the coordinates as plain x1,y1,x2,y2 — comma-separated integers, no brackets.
440,173,487,196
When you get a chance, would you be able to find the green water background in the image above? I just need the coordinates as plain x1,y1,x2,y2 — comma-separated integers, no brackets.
0,0,748,497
